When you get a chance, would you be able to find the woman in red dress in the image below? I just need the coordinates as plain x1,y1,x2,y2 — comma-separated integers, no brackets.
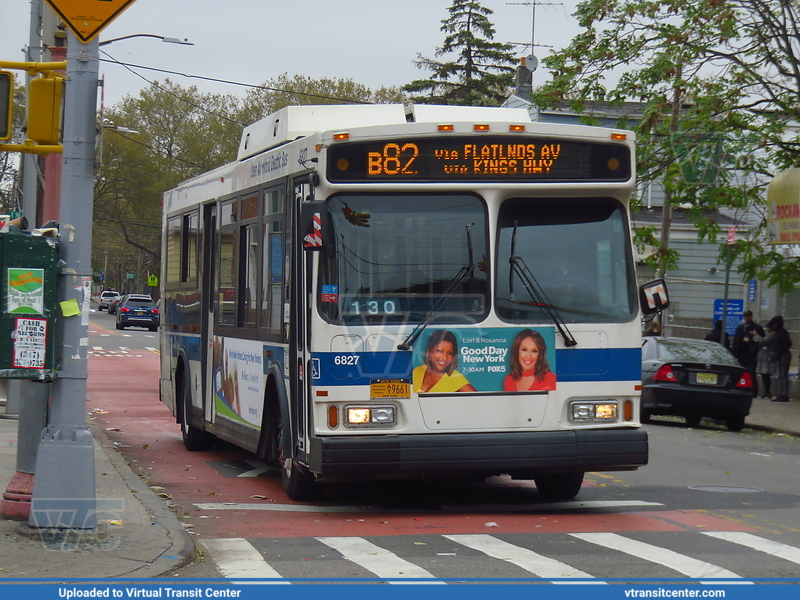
503,329,556,391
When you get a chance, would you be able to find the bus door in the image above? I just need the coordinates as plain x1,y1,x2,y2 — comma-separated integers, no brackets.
201,202,217,424
289,177,314,461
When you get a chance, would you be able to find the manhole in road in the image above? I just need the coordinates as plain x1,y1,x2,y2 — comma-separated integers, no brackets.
688,485,764,493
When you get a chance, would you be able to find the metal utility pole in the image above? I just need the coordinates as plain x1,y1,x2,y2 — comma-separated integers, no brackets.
29,30,99,531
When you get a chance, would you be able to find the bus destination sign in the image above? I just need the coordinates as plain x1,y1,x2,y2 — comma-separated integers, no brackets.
326,136,631,183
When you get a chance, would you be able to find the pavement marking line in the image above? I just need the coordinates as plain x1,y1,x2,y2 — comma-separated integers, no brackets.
445,534,599,583
316,536,443,584
570,532,750,583
702,531,800,565
193,499,661,513
194,503,372,512
201,538,289,583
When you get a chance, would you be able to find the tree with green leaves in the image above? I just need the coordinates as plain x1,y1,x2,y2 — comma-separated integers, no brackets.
533,0,800,291
95,80,244,286
404,0,517,106
239,73,406,126
94,75,405,286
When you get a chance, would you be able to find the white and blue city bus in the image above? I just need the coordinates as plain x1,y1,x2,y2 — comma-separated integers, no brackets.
160,104,668,501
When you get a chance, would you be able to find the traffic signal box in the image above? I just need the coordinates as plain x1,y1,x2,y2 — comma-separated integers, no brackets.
0,70,13,141
0,61,66,153
27,75,62,145
0,233,58,381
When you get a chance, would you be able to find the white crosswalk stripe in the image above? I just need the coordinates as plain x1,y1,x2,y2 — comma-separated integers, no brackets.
316,536,443,583
570,532,748,582
200,531,800,583
201,538,289,582
702,531,800,565
445,534,598,583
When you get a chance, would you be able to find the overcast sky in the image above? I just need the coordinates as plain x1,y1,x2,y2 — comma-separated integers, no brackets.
2,0,580,108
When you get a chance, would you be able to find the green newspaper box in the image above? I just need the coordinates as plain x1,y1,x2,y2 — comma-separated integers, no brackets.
0,233,58,381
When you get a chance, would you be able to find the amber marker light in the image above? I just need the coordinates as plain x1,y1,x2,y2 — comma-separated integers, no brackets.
474,124,490,131
611,133,627,140
634,384,642,391
328,405,339,428
624,399,634,422
333,132,350,141
509,124,526,132
438,124,454,131
316,390,329,397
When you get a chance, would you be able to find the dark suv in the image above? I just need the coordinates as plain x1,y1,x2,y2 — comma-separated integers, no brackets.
116,294,159,331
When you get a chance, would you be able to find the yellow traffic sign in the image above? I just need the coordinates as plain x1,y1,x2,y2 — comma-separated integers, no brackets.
44,0,138,43
147,274,158,287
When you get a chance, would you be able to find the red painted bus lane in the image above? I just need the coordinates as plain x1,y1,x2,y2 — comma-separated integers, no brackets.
85,332,758,544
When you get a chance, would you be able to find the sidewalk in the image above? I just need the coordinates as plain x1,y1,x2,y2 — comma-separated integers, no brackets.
0,394,797,580
0,404,194,580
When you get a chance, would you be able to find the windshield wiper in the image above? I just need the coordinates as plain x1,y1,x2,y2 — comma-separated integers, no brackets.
508,221,578,347
398,223,475,351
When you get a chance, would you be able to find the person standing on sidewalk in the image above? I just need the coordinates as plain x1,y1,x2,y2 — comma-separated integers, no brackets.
754,316,792,402
732,310,764,393
704,320,731,349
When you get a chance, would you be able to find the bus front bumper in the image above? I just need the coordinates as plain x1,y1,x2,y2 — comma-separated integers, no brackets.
309,428,647,480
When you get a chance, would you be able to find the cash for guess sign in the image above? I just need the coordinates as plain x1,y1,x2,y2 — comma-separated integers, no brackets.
13,317,48,369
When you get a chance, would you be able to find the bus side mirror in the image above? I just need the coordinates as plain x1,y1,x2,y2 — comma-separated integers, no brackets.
639,279,669,316
300,201,329,253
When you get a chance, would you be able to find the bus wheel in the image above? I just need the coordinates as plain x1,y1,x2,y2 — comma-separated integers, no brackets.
276,419,321,501
534,472,584,500
180,371,210,451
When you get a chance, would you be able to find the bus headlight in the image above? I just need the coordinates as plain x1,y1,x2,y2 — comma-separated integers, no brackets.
571,401,618,422
345,405,396,427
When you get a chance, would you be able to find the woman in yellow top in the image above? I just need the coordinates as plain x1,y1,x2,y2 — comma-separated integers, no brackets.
413,330,477,393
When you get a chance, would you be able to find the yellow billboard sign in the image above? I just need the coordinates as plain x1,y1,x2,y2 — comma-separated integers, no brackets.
767,168,800,245
45,0,138,43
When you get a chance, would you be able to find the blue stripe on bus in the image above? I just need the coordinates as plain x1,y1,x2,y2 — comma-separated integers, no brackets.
311,347,641,386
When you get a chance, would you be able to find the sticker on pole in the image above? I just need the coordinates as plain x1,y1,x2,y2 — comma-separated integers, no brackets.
7,268,45,314
13,317,48,369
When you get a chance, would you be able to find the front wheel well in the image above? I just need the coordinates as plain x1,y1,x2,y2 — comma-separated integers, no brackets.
256,375,281,463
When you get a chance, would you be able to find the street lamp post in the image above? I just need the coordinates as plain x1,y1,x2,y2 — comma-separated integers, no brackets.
99,34,193,47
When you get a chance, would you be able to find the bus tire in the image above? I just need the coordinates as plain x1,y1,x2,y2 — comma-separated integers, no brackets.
180,370,211,451
277,419,321,501
534,472,584,500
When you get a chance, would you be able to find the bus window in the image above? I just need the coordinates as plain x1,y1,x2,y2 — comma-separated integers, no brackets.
166,216,181,284
239,223,259,327
217,227,237,327
495,197,637,324
318,194,488,324
181,211,199,283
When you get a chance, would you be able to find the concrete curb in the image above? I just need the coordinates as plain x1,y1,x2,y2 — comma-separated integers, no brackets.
88,420,196,578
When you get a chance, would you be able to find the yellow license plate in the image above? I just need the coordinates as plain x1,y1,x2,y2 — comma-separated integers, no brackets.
696,372,717,385
370,379,410,399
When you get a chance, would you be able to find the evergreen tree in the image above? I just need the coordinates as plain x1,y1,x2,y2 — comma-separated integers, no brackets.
404,0,517,106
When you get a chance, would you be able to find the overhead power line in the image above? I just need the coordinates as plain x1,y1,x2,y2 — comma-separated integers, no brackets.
99,54,372,106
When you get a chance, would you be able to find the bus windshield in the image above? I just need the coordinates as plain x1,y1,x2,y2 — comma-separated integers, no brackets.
495,197,637,324
319,194,488,324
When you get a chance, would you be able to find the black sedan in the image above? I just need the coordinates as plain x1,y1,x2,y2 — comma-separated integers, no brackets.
641,336,753,431
116,294,159,331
